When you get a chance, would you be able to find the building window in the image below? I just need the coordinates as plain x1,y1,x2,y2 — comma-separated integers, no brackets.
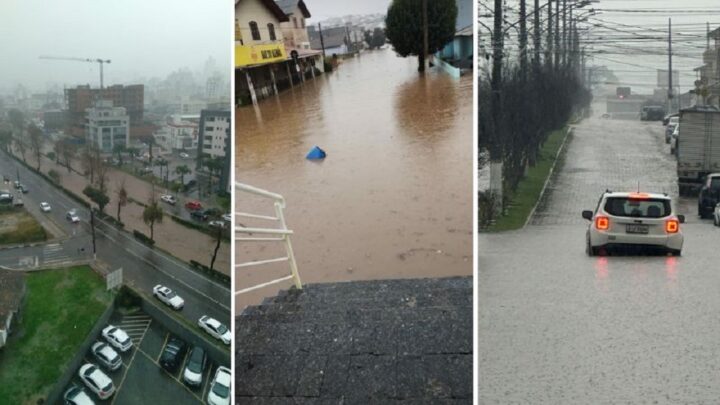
293,17,298,28
301,18,305,28
268,23,276,41
249,21,260,41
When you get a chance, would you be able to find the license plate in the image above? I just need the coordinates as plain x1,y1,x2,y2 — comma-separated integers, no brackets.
626,224,649,234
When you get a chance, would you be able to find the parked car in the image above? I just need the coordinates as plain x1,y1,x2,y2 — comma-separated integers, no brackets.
208,220,226,229
0,190,12,203
179,152,190,159
159,336,187,372
714,202,720,226
185,201,202,210
78,363,115,400
13,198,23,207
18,184,28,193
13,180,20,189
698,173,720,218
198,316,231,345
40,202,51,212
670,124,680,155
183,345,207,386
101,325,133,352
641,105,665,121
222,213,231,222
663,112,680,126
665,122,678,144
190,210,209,221
66,209,80,223
207,366,231,405
153,284,185,310
582,191,684,256
160,194,177,205
91,341,122,371
63,384,96,405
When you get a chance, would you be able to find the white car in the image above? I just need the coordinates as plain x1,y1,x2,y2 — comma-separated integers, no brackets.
222,213,231,222
207,366,231,405
182,345,207,386
179,152,190,159
198,316,231,345
670,124,680,155
63,384,95,405
208,220,226,229
40,202,51,212
714,203,720,226
153,284,185,310
101,325,133,352
160,194,177,205
66,209,80,223
91,341,122,371
583,191,684,256
78,363,115,400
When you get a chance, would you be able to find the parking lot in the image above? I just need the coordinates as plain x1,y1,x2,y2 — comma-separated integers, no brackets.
62,310,224,404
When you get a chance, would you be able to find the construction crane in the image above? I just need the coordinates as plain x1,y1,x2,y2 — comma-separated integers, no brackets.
39,55,111,89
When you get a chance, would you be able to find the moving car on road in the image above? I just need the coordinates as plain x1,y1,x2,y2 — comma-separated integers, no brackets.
91,341,122,371
66,209,80,223
78,363,115,400
207,366,231,405
63,384,95,405
698,173,720,219
582,191,684,256
159,336,187,372
101,325,133,352
198,316,231,345
160,194,177,205
183,345,207,386
153,284,185,310
40,202,51,212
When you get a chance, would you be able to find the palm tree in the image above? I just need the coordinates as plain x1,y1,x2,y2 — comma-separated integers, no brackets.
116,180,128,222
175,165,191,190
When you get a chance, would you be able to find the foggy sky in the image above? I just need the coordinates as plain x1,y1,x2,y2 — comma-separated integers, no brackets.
305,0,391,22
0,0,230,93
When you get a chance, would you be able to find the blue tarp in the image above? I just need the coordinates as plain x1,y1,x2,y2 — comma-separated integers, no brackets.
306,146,326,160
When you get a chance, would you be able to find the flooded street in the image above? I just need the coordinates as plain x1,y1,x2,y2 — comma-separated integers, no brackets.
236,48,472,310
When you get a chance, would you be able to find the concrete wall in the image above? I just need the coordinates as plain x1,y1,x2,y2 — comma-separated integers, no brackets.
236,0,285,45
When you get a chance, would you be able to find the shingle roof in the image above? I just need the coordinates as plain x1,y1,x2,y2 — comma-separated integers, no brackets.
309,26,348,49
0,270,25,327
274,0,311,18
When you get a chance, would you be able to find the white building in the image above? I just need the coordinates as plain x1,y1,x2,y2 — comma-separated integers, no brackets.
85,100,130,153
154,115,198,152
197,110,231,191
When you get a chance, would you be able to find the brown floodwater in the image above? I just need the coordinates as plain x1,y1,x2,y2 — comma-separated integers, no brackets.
236,48,472,311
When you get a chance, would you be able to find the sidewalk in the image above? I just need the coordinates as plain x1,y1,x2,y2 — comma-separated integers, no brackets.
12,147,230,275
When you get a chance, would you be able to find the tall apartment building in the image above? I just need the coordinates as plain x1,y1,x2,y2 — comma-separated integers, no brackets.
65,84,144,128
86,100,130,153
197,109,231,192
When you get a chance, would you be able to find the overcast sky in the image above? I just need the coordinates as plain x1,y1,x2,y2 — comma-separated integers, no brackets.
0,0,230,93
305,0,391,22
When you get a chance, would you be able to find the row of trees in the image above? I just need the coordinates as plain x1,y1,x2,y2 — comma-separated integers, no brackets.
479,0,593,224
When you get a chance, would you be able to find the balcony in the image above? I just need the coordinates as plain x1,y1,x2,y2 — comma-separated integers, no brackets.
236,43,287,68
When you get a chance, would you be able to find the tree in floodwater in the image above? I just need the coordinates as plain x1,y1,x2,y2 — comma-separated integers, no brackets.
385,0,457,72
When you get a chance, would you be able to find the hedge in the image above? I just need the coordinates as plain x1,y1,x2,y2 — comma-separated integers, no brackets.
190,260,230,286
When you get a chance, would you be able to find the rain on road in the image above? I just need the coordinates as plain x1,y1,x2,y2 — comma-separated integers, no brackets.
236,48,473,311
479,106,720,403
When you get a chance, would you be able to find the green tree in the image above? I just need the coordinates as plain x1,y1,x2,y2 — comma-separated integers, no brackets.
60,141,76,173
27,124,44,171
385,0,457,71
0,129,12,154
175,165,191,190
48,169,61,184
372,27,386,48
142,197,164,242
113,144,126,166
83,185,110,213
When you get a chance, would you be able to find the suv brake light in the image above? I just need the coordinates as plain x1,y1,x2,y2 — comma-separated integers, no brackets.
666,219,679,233
595,215,609,230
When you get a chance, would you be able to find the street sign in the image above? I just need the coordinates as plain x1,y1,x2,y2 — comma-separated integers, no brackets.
107,267,123,290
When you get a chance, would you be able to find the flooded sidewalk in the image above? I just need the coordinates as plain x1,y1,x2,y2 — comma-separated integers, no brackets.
236,49,472,310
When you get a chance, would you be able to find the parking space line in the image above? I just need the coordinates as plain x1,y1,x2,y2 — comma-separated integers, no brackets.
134,346,204,403
201,365,213,402
111,319,152,405
178,348,190,384
157,332,170,363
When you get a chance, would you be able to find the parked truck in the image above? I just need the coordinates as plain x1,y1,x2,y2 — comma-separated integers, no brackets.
676,107,720,196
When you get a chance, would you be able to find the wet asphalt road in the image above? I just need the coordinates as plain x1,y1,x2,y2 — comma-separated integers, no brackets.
0,152,230,327
479,109,720,403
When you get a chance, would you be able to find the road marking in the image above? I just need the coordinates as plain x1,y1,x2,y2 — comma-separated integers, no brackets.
134,345,204,403
158,333,170,363
201,364,213,401
111,318,152,405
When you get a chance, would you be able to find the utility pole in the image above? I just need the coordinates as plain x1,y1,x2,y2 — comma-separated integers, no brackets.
546,0,553,70
318,23,326,59
519,0,528,78
534,0,541,70
668,18,673,114
490,0,504,213
422,0,429,72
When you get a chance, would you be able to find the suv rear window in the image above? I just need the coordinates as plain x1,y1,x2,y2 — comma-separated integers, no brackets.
604,197,671,218
710,178,720,190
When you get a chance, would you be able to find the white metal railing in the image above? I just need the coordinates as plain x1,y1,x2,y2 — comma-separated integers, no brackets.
235,183,302,295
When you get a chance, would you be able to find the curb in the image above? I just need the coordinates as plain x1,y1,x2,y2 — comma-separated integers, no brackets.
523,126,574,228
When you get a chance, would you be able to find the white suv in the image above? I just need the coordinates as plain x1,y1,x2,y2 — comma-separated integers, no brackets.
582,191,684,256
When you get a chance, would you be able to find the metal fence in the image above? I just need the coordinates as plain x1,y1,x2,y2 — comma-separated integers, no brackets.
235,183,302,295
